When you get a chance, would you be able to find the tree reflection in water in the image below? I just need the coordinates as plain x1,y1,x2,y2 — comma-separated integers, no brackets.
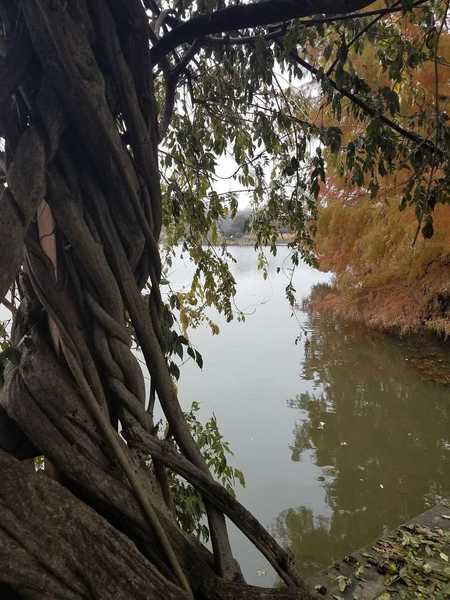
273,313,450,575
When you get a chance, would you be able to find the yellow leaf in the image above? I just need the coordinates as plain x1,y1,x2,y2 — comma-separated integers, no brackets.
180,309,189,332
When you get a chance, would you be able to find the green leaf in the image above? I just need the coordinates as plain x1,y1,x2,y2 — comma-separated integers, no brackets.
195,350,203,369
169,362,180,380
421,216,434,239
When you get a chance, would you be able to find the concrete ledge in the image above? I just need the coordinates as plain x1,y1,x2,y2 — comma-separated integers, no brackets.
307,503,450,599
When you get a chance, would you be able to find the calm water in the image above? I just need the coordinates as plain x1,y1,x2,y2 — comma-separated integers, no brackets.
164,246,450,586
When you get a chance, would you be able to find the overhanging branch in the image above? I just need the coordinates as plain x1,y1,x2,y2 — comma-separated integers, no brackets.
129,424,306,591
286,50,443,152
201,1,427,48
150,0,376,63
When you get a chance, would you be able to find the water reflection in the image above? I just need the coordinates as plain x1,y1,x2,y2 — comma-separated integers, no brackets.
274,312,450,575
168,247,449,584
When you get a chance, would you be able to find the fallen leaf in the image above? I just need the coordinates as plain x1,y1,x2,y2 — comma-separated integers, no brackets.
439,552,448,562
355,565,365,577
314,584,327,595
336,575,351,593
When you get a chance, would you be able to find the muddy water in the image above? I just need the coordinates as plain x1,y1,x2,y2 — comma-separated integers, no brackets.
166,246,450,586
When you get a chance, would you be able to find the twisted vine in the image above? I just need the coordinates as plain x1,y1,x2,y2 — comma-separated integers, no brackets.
0,0,308,597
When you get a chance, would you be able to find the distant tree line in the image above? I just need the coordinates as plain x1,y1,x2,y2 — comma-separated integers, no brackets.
218,209,251,238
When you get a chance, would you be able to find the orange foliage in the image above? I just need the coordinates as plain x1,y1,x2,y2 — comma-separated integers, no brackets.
313,201,450,336
309,17,450,336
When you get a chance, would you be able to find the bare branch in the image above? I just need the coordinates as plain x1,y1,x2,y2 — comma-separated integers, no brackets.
172,40,201,77
153,9,176,39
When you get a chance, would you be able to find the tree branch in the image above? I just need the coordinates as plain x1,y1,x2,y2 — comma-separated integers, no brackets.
201,2,427,48
129,424,307,592
286,50,441,151
153,9,176,39
325,0,402,76
150,0,377,63
159,41,201,141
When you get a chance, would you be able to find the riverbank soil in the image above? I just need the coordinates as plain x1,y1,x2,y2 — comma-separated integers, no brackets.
307,503,450,599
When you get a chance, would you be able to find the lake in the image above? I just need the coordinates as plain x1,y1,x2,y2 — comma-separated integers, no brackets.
164,245,450,586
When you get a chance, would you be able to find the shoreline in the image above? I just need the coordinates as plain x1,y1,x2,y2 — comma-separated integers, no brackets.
219,236,294,247
304,282,450,344
303,284,450,385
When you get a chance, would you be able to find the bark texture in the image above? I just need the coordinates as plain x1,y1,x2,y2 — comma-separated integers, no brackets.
0,0,371,596
0,450,189,600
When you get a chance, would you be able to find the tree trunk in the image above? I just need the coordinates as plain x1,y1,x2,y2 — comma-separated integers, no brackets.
0,1,314,598
0,450,189,600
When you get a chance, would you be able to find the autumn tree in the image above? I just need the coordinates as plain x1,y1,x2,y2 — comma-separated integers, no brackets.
302,7,450,333
0,1,448,599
